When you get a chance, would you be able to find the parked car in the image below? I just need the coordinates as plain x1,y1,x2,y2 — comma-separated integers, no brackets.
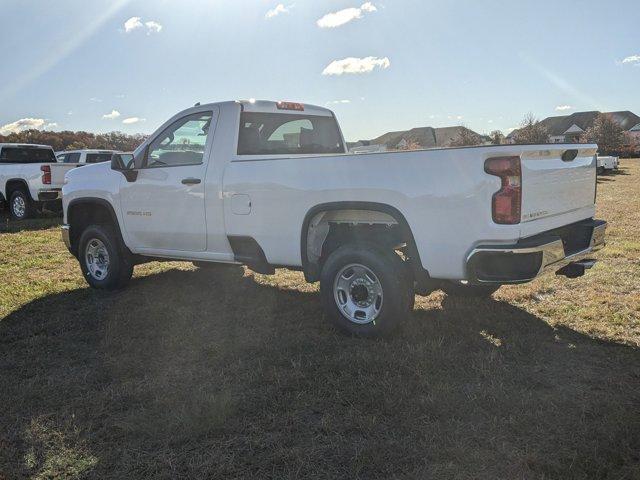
596,155,619,174
56,149,120,165
0,143,79,219
61,100,607,336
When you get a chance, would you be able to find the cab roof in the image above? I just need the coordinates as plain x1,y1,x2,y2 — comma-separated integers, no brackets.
56,149,119,154
0,143,53,149
193,100,334,117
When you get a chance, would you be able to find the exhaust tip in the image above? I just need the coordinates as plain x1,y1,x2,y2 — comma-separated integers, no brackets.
556,259,596,279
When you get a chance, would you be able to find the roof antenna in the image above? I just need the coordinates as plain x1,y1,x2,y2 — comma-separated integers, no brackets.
194,102,200,107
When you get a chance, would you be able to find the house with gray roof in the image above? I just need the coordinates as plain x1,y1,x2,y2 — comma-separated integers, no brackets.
507,110,640,144
359,126,485,150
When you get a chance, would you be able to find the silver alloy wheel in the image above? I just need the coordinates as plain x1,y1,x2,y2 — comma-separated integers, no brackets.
333,263,384,324
85,238,110,281
12,195,26,218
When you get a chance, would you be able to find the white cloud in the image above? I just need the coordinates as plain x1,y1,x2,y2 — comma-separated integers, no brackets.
622,55,640,64
144,21,162,34
317,2,377,28
125,17,162,34
0,118,48,135
555,105,573,111
102,110,121,119
124,16,143,32
122,117,146,125
266,4,291,18
90,97,102,103
327,99,351,105
322,56,390,75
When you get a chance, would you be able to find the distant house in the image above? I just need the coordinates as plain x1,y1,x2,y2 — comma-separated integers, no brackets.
363,126,485,150
507,110,640,144
625,120,640,143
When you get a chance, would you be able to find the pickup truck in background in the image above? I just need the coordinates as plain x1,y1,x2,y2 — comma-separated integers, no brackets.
61,100,607,336
0,143,78,220
596,155,619,174
56,149,120,165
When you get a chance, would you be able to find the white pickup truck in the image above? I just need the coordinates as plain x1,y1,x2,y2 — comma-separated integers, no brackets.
0,143,78,219
61,100,607,336
596,155,619,174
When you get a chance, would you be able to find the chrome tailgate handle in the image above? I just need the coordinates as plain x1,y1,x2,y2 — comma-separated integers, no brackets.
181,178,201,185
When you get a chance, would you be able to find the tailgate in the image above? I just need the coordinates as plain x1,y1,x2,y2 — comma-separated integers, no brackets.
520,146,597,223
50,163,79,188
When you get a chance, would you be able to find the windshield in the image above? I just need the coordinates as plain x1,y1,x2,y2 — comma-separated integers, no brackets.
0,147,56,164
237,112,344,155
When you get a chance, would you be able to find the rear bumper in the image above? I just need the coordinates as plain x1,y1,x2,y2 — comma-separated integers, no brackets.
38,189,62,201
466,219,607,284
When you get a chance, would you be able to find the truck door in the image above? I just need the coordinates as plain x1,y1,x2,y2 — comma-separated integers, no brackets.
119,109,217,253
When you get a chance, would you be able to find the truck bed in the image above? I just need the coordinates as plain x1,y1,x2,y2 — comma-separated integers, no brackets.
224,143,598,280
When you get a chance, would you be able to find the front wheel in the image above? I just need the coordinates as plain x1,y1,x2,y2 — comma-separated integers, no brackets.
79,225,133,290
320,243,413,337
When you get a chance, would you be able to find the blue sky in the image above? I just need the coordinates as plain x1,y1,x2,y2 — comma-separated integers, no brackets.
0,0,638,141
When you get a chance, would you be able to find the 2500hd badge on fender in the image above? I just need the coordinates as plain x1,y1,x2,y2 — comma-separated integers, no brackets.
61,100,607,336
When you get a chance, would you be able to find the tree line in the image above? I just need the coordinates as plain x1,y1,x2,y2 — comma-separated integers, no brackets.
0,129,147,153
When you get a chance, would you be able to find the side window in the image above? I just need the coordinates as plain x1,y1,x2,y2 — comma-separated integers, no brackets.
146,112,213,168
65,153,81,163
86,153,112,163
56,154,67,163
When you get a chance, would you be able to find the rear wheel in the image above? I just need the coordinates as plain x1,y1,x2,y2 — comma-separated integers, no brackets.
79,225,133,290
320,243,413,337
597,166,605,175
9,189,35,220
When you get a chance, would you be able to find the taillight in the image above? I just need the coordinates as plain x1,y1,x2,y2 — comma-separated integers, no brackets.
485,156,521,224
41,165,51,185
276,101,304,111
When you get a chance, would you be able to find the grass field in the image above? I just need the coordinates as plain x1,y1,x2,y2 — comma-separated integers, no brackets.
1,160,639,479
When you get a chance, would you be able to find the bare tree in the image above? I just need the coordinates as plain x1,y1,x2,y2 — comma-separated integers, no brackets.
513,113,549,144
395,139,422,151
489,130,505,145
581,113,625,155
449,127,482,147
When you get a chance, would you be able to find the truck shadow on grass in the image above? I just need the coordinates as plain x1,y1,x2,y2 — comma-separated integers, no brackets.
0,211,61,233
1,267,639,479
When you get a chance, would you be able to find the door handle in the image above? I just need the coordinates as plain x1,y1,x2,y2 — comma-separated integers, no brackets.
181,178,201,185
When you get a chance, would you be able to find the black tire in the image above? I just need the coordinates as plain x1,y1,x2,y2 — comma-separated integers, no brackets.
320,243,413,337
78,224,133,290
597,166,605,175
442,281,500,298
8,189,35,220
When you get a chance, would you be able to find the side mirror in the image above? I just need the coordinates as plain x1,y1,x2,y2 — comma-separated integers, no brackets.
111,153,138,182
